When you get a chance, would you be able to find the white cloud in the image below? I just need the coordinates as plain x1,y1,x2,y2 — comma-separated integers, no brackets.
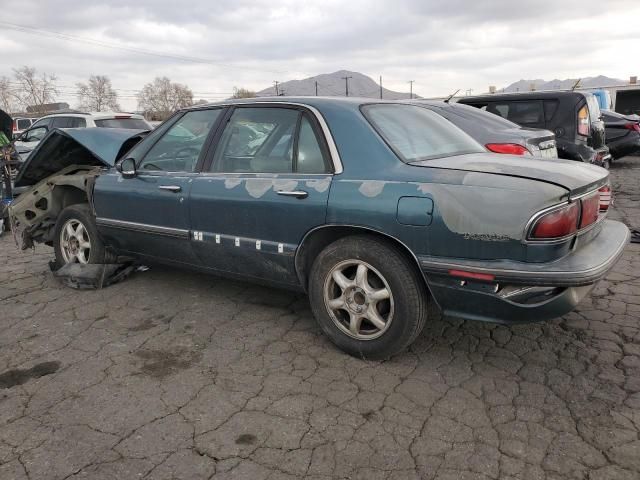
1,0,639,110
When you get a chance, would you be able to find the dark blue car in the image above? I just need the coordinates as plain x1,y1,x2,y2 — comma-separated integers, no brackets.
11,98,630,358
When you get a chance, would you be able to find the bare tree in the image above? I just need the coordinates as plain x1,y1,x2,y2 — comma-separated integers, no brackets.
76,75,120,111
232,87,256,99
12,66,58,114
0,76,17,113
137,77,193,120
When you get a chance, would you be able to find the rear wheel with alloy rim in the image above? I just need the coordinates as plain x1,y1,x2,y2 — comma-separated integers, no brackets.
324,259,394,340
309,235,428,359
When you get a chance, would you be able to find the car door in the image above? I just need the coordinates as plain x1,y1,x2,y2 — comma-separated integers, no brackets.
189,105,334,286
93,108,224,265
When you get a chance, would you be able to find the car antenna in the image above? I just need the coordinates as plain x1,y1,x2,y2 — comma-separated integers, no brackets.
444,89,460,103
571,78,582,91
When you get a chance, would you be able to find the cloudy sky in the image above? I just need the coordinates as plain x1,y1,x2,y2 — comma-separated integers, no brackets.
1,0,639,110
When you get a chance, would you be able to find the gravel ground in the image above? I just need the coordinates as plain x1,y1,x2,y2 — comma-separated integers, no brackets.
0,156,639,480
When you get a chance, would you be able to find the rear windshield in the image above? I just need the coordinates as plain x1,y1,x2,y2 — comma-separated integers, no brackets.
94,118,150,129
362,104,484,162
447,103,520,129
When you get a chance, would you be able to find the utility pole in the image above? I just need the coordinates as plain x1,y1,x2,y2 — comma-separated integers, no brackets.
408,80,414,99
315,81,318,96
273,81,279,96
341,75,352,97
379,76,383,99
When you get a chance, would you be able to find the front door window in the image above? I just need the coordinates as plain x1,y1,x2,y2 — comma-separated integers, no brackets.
138,109,221,173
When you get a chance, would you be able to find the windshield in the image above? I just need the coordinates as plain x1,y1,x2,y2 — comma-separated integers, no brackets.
362,104,484,162
94,118,150,129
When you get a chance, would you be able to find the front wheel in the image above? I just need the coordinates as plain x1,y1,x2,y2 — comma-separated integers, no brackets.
53,204,106,267
308,235,428,359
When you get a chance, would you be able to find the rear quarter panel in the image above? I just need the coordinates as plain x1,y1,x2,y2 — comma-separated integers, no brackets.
327,169,569,263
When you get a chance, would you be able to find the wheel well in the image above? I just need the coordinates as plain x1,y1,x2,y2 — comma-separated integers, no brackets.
54,185,88,211
295,226,429,293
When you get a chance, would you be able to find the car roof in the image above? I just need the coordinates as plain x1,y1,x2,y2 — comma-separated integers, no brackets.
38,111,145,119
187,96,404,112
458,90,588,102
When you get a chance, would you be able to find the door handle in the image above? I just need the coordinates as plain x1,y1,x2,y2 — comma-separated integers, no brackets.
158,185,182,193
277,190,308,199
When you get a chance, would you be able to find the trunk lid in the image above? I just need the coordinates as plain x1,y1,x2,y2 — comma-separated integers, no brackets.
409,152,609,196
518,127,558,158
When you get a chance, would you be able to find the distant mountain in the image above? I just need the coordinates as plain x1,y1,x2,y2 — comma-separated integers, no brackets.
256,70,415,99
502,75,625,93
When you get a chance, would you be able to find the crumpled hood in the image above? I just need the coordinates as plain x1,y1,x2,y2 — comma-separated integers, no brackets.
14,127,148,187
409,152,609,196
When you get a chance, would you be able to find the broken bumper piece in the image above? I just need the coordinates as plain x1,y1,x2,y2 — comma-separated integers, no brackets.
49,262,141,289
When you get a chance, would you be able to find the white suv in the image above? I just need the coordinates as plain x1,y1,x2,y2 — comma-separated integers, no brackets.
14,112,151,158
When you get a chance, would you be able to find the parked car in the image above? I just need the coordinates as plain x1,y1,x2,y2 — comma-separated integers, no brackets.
14,112,151,159
12,117,37,139
409,100,558,158
601,110,640,159
10,98,629,359
457,91,612,168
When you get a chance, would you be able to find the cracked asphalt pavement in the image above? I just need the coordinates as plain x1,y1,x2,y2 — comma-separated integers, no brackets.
1,156,639,480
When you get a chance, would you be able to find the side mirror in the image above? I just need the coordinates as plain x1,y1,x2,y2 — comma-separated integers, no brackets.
116,158,137,178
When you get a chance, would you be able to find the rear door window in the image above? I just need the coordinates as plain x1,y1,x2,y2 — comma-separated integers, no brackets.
70,117,86,128
94,118,150,129
296,114,329,174
210,107,299,173
51,117,74,128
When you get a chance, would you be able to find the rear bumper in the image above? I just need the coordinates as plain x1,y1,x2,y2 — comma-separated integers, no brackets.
420,219,629,323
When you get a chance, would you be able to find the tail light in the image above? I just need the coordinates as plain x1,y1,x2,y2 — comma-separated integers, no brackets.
529,188,607,240
579,191,600,228
577,105,590,136
598,185,612,212
624,122,640,133
485,143,531,155
12,121,16,132
529,203,579,239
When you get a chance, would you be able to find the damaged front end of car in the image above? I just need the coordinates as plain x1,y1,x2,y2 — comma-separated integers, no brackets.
9,127,147,249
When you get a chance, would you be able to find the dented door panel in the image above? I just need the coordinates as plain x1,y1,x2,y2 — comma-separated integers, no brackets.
188,174,332,285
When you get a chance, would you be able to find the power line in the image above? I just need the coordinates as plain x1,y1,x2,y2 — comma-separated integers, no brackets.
0,21,294,75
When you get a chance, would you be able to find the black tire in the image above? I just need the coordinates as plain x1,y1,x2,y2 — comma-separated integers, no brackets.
53,204,106,267
308,235,428,360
